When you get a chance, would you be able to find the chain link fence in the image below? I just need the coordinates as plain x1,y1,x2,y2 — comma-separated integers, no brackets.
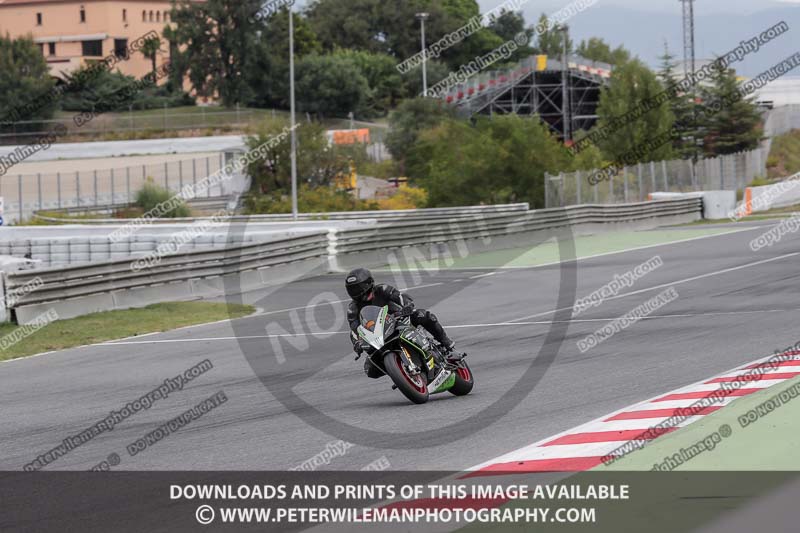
545,106,800,208
545,148,768,208
0,152,234,224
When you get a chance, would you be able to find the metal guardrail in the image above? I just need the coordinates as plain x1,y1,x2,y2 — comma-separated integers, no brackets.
5,232,329,308
3,198,702,323
32,196,235,222
333,199,703,254
30,203,531,225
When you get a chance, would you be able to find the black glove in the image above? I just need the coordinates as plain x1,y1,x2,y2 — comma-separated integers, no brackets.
398,305,416,317
353,340,370,359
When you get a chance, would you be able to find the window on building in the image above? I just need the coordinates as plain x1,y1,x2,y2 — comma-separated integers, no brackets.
142,10,146,21
48,42,56,56
164,11,169,22
81,40,102,57
80,6,86,23
38,43,44,55
114,39,128,59
36,12,42,25
122,9,127,22
156,11,160,22
149,11,153,22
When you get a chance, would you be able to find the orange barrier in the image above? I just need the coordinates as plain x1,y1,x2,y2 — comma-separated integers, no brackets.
743,187,753,216
331,129,370,145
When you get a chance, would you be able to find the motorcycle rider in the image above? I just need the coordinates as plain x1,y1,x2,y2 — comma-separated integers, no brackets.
345,267,463,378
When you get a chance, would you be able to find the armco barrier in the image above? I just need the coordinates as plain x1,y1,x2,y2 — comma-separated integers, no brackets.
4,198,702,324
31,203,531,225
331,198,703,270
5,232,330,324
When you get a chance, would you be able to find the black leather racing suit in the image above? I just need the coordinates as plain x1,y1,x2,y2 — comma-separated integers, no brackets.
347,284,453,378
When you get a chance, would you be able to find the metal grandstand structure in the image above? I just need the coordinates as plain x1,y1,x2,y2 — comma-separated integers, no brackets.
439,54,613,140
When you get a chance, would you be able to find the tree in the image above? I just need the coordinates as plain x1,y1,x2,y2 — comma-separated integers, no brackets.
594,59,675,164
699,62,763,156
385,97,456,173
0,34,57,124
657,43,697,159
294,53,371,117
245,8,321,109
140,36,161,78
535,14,571,57
165,0,262,105
576,37,630,65
306,0,522,71
334,49,406,116
60,67,139,112
485,9,535,63
245,118,355,194
410,115,571,207
401,59,451,99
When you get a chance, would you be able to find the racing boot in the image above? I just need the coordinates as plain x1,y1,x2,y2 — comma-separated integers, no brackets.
441,340,465,363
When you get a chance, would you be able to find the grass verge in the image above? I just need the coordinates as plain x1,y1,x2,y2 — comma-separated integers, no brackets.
600,374,800,471
0,302,255,362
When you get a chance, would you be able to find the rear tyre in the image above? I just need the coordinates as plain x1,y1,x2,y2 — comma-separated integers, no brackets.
383,352,429,404
449,361,474,396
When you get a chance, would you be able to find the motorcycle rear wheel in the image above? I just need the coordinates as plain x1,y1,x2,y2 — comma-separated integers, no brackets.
383,352,429,405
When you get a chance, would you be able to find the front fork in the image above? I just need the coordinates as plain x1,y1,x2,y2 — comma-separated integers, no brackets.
399,346,425,377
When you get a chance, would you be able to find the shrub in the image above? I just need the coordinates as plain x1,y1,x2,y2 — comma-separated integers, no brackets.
134,179,191,217
377,186,428,210
748,176,772,187
244,186,378,214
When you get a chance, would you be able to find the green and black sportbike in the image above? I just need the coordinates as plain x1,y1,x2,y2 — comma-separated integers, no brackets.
355,305,474,405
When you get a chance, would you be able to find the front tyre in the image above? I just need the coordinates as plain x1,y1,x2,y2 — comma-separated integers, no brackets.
449,361,474,396
383,352,429,404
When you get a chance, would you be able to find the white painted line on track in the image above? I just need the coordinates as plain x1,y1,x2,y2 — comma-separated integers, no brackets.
511,252,800,322
99,307,800,345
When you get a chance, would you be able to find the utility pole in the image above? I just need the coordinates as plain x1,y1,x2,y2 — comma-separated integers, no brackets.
560,25,571,141
680,0,696,80
289,6,298,220
680,0,700,173
416,12,430,97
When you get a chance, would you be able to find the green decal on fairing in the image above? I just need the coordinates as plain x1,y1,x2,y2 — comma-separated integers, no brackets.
432,373,456,394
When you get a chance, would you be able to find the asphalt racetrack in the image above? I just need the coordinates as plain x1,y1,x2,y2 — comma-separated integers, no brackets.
2,220,798,472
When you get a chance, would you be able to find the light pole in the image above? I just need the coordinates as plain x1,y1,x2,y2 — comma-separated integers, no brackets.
559,24,571,141
289,5,298,220
416,12,430,97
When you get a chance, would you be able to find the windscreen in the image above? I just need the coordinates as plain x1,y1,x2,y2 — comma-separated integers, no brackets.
359,306,383,331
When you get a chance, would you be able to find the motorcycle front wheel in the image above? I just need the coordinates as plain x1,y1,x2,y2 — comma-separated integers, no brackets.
383,351,429,404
